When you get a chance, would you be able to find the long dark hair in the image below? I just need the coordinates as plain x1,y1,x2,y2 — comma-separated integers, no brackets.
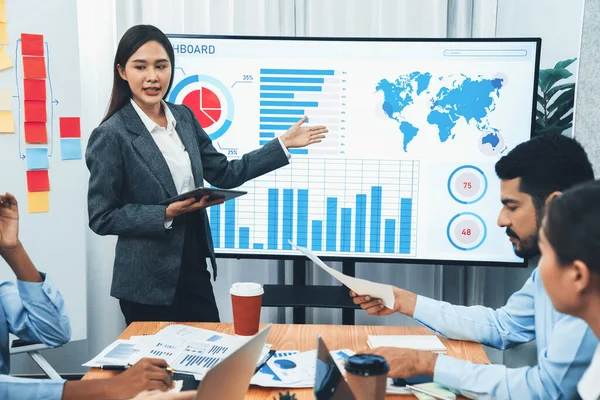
544,179,600,275
102,24,176,124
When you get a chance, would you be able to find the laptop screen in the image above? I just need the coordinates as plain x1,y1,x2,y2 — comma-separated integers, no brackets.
314,336,355,400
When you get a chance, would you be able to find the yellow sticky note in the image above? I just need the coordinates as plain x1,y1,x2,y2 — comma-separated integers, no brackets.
0,110,14,132
0,46,12,70
28,191,49,213
0,89,11,110
0,22,7,45
0,4,6,22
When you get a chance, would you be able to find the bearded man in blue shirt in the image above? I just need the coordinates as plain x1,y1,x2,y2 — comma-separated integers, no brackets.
352,134,599,399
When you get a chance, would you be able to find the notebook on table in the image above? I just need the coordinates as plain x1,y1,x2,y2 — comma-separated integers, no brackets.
367,335,447,354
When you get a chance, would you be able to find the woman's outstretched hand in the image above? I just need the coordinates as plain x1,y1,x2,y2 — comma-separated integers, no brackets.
280,116,327,149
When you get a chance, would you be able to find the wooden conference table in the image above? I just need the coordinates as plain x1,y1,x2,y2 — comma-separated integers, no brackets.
83,323,490,399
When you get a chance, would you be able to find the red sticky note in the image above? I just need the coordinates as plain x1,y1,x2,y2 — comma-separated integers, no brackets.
24,79,46,101
26,170,50,192
24,122,47,143
59,117,81,138
24,100,46,122
21,34,44,56
22,56,46,79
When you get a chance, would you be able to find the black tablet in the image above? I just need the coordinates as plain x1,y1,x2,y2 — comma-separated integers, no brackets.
158,187,247,205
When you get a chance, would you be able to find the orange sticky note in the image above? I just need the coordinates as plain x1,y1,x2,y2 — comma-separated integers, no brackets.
24,79,46,101
0,110,13,132
0,22,7,45
22,56,46,79
0,4,6,23
26,170,50,192
59,117,81,138
24,122,47,143
28,191,49,213
21,34,44,56
24,100,46,122
0,46,11,71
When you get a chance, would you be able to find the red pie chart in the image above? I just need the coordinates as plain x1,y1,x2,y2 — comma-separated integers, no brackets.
182,87,222,129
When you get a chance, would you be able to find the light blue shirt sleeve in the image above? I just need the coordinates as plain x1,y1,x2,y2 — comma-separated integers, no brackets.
4,274,71,347
413,274,537,349
0,374,65,400
413,273,598,399
0,274,70,399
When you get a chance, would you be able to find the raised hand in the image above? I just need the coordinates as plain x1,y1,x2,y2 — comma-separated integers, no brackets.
0,192,20,251
280,116,327,149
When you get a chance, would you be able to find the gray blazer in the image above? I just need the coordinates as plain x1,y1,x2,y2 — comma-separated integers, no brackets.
86,101,289,305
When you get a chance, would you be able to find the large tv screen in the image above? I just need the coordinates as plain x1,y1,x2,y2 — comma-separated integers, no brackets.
167,35,540,267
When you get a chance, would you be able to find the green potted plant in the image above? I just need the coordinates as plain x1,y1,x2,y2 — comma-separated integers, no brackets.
535,58,577,136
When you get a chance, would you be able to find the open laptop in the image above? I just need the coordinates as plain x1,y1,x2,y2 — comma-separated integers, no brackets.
187,324,271,399
314,336,355,400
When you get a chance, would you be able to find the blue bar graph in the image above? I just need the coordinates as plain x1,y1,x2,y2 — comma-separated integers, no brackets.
400,198,412,254
289,149,308,155
261,85,322,92
261,77,325,83
260,69,335,75
260,124,293,130
260,101,318,107
370,186,382,252
268,189,279,250
384,219,396,253
283,189,293,250
210,204,221,248
225,200,235,248
326,198,338,251
355,194,367,252
260,92,294,99
207,162,418,256
297,190,308,247
239,228,249,249
341,208,352,252
260,117,303,123
260,140,270,146
312,220,323,251
260,109,305,115
260,132,275,138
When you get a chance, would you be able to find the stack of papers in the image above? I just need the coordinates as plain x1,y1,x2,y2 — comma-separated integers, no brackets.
368,335,447,354
84,324,271,379
251,349,354,388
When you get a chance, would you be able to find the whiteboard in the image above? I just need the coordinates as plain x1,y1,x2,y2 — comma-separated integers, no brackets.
167,35,539,266
0,0,86,341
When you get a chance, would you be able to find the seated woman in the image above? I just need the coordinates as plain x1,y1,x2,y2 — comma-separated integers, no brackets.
538,179,600,400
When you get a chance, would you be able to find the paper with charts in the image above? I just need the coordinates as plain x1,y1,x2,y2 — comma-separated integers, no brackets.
83,324,270,378
252,349,353,388
290,242,395,309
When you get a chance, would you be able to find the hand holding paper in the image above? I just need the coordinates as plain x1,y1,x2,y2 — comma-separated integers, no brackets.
289,242,395,309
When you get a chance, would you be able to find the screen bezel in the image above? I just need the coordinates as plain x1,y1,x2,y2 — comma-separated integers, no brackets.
166,34,541,268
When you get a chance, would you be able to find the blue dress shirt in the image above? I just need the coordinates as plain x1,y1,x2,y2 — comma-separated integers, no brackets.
0,274,71,399
414,268,598,400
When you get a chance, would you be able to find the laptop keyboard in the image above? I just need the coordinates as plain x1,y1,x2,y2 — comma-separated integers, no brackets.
173,372,200,391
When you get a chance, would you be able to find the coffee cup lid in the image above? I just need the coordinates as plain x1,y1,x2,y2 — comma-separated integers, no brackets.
229,282,264,297
344,354,390,376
